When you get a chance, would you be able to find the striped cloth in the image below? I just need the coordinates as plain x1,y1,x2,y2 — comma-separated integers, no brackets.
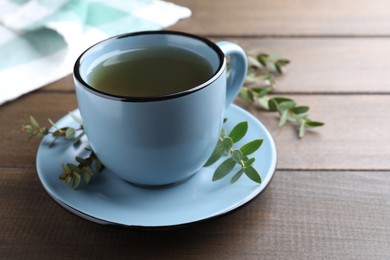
0,0,191,105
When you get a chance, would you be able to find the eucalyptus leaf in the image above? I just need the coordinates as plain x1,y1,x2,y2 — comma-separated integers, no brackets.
278,101,296,111
204,141,225,167
244,157,256,167
212,158,236,181
244,166,262,184
67,163,78,173
59,172,68,180
65,127,75,140
230,169,244,184
72,172,81,189
256,53,269,67
61,164,71,173
82,171,92,184
232,150,243,163
240,139,263,156
69,112,83,125
229,121,248,143
75,156,88,166
305,120,325,128
279,110,288,126
29,116,39,128
290,106,309,115
223,137,234,151
96,158,104,172
299,122,306,138
275,63,283,74
64,176,72,184
276,59,290,66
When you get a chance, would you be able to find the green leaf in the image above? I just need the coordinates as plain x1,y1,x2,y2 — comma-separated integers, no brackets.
75,156,88,166
59,172,68,180
61,164,71,173
290,106,309,115
229,122,248,143
232,150,243,163
244,166,262,184
223,137,234,151
212,158,236,181
305,120,325,128
274,97,295,105
276,59,290,66
95,157,104,172
240,139,263,156
268,98,278,112
256,53,269,67
299,122,306,138
275,63,283,74
278,101,296,111
84,166,93,175
24,125,33,133
64,176,72,184
69,112,83,125
244,157,256,167
72,172,81,189
204,141,225,167
248,56,262,68
29,116,39,128
258,96,269,110
279,110,288,126
82,171,92,184
238,88,254,103
65,127,75,140
67,163,78,173
230,169,244,184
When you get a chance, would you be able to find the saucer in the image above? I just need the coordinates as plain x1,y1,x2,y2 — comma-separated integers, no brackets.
36,104,277,229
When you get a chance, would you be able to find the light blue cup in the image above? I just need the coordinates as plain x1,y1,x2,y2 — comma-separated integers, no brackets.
74,31,247,186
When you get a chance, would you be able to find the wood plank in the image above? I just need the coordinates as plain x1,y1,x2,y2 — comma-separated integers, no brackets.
242,94,390,170
2,93,390,170
1,168,389,259
0,93,77,167
40,38,390,94
169,0,390,36
228,38,390,93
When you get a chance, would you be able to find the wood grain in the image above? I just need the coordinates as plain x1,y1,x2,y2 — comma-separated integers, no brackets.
1,168,389,259
40,38,390,94
169,0,390,36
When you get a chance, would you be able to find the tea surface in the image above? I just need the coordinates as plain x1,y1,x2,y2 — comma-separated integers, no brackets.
88,46,214,97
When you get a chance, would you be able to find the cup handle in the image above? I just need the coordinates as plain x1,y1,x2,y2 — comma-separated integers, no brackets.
216,41,248,107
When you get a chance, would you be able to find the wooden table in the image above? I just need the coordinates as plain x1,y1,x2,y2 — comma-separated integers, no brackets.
1,0,389,259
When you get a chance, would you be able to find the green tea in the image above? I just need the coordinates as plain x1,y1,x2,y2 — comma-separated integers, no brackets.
88,46,214,97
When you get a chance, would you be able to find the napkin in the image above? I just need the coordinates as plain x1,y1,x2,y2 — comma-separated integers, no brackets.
0,0,191,105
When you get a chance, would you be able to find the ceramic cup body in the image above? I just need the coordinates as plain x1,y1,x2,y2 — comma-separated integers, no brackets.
73,31,247,186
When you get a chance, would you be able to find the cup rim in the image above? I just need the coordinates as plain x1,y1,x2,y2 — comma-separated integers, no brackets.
73,30,226,102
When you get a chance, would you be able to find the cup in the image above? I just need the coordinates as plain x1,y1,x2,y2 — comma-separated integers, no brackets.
73,30,247,186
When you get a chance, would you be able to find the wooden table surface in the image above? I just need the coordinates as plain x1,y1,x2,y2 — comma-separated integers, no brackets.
1,0,390,259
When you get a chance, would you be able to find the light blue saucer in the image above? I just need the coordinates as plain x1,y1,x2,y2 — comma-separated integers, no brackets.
36,104,277,229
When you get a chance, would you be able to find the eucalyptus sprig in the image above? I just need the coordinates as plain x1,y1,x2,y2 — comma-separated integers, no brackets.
23,114,85,146
22,114,103,189
239,51,324,138
59,148,104,189
204,120,263,184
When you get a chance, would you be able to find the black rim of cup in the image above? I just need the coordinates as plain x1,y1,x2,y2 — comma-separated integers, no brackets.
73,30,226,102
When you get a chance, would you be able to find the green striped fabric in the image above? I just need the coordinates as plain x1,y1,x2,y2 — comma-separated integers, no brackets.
0,0,191,105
